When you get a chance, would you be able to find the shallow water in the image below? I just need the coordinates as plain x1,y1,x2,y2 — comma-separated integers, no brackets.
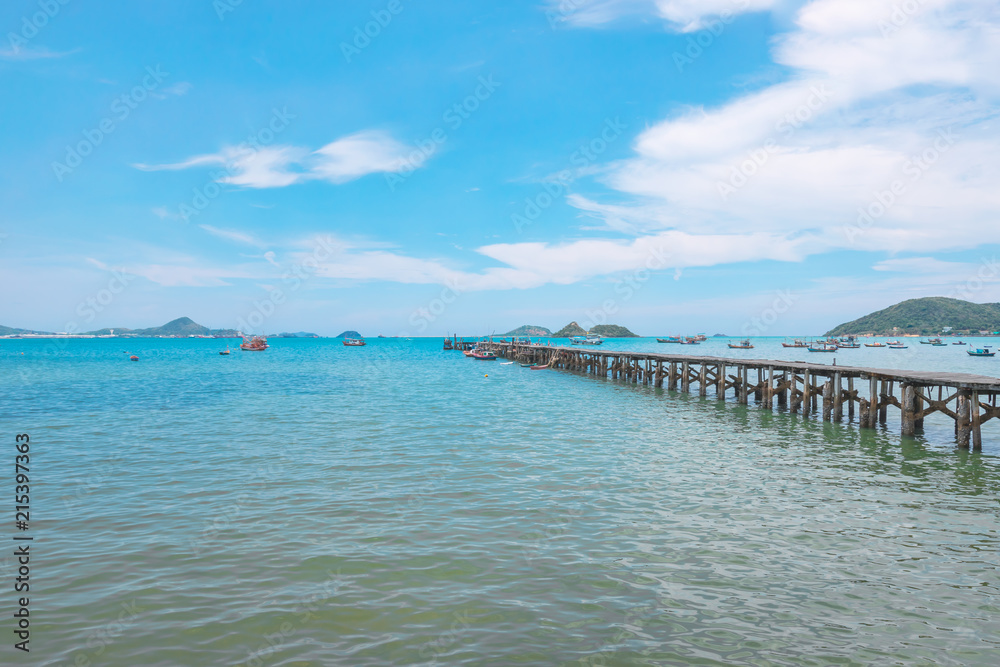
2,337,998,665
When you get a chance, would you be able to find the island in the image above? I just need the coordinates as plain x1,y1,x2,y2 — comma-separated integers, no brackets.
826,297,1000,336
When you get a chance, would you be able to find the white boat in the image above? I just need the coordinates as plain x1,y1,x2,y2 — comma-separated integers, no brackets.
570,334,604,345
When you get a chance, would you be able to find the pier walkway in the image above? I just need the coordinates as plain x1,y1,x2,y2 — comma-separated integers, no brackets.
486,343,1000,450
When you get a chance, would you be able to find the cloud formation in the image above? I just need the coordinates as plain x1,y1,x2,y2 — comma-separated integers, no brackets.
133,130,426,189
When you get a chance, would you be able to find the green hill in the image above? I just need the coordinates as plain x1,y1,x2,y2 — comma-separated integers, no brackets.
502,325,552,337
590,324,638,338
336,330,362,338
552,321,588,337
826,297,1000,336
131,317,211,336
0,325,53,335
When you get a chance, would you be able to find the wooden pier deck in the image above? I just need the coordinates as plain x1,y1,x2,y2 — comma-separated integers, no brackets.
486,343,1000,450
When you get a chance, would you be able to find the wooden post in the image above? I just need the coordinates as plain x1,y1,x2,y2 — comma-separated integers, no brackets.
822,381,833,421
655,361,664,388
717,363,726,398
833,372,843,422
790,374,801,413
847,377,855,421
901,383,916,436
699,364,707,397
738,366,748,405
777,372,788,407
681,361,690,392
956,390,971,448
802,370,811,416
880,381,890,424
867,376,878,429
914,387,924,430
972,391,982,451
754,368,763,403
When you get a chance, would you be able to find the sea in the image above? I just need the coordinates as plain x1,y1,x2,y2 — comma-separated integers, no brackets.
2,336,998,666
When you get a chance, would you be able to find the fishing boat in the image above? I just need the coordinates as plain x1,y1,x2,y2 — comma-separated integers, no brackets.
570,334,604,345
520,363,533,367
864,342,885,347
657,336,682,343
728,339,753,349
952,341,966,345
887,340,901,346
240,335,269,351
343,338,366,346
530,365,548,370
219,346,231,355
838,342,861,349
807,342,838,353
679,337,700,345
920,337,943,345
470,350,497,360
931,341,948,347
782,339,809,348
967,346,995,357
692,334,708,342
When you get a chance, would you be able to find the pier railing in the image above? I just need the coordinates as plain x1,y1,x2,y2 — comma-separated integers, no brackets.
485,343,1000,450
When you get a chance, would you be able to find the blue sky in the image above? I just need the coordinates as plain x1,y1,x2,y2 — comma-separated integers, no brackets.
2,0,998,336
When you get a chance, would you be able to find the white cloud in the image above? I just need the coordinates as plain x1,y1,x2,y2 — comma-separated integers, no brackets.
563,0,1000,260
309,131,422,184
133,130,422,189
0,46,80,60
199,225,267,248
546,0,780,30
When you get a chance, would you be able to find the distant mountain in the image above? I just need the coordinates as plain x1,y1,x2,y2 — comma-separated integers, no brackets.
0,325,53,335
552,322,588,337
826,297,1000,336
84,328,134,336
590,324,638,338
336,330,362,339
502,325,552,337
271,332,320,338
129,317,210,336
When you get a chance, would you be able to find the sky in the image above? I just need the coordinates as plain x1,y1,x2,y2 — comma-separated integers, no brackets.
2,0,999,337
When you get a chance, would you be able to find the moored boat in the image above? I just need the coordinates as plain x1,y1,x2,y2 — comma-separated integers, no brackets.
470,350,497,360
240,335,269,351
343,338,366,346
808,342,838,353
864,342,885,347
728,338,753,349
782,339,809,348
657,336,682,343
967,346,995,357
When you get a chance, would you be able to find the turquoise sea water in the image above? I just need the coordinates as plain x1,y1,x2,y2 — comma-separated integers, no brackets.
2,337,999,666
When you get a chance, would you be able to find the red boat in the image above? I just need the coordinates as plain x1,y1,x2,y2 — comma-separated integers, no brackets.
343,338,366,346
240,335,269,351
470,350,497,360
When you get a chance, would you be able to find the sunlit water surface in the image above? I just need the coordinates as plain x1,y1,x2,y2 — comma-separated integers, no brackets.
2,337,998,666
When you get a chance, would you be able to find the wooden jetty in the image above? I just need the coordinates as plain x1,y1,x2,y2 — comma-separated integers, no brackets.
486,343,1000,450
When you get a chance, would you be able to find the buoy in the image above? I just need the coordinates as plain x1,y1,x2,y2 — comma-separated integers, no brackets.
130,355,139,361
484,374,488,378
